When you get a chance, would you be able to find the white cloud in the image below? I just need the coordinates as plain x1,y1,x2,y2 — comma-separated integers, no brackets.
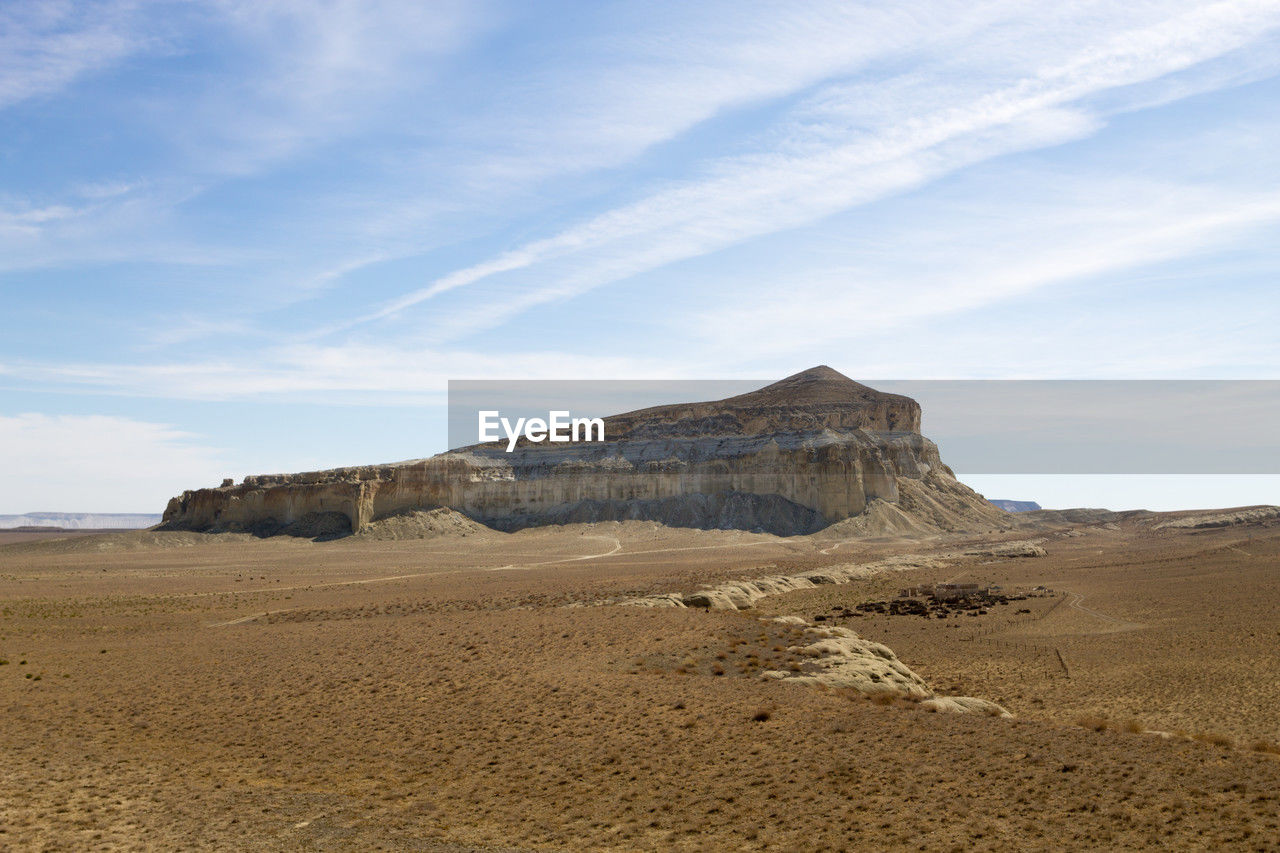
180,0,493,176
0,413,226,513
332,0,1280,339
0,1,151,110
686,178,1280,360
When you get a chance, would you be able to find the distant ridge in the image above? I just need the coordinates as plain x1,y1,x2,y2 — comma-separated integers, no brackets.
988,500,1042,513
0,512,161,530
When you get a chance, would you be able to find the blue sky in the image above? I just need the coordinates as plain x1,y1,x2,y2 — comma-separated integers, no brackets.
2,0,1279,513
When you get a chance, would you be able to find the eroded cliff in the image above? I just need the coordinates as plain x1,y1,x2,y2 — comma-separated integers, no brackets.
161,366,1007,537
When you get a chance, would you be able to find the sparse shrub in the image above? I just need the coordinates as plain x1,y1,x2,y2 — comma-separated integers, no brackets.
1250,740,1280,755
1123,719,1144,734
1076,715,1109,732
751,709,771,723
870,692,896,706
1193,732,1233,749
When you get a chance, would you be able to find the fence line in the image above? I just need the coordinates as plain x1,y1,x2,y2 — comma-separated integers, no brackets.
956,592,1070,676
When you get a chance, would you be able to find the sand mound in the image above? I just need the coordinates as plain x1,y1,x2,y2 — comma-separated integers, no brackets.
356,507,495,540
819,499,939,538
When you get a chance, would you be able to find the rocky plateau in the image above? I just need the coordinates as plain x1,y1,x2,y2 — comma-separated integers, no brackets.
161,366,1011,538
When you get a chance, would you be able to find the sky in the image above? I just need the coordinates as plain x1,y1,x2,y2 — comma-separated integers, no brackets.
2,0,1279,514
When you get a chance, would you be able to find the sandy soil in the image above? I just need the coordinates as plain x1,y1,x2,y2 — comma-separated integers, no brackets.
2,517,1279,851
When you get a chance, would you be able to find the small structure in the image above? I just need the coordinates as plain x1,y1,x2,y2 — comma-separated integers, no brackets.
932,582,983,601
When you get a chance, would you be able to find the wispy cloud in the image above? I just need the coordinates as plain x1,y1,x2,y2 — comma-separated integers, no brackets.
4,0,1280,404
688,177,1280,361
0,0,152,110
331,1,1280,340
0,344,691,402
180,0,494,176
0,1,494,283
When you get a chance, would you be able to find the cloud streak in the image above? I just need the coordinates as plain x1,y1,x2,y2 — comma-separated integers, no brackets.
0,1,151,111
334,0,1280,340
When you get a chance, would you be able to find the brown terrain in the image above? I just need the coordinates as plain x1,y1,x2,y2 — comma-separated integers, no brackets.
3,508,1280,851
5,373,1279,850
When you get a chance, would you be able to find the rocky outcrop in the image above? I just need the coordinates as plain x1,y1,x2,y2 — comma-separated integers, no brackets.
619,553,949,610
161,366,1009,537
759,617,1011,716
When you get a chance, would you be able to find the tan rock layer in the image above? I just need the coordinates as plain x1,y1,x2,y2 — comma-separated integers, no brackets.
161,368,1008,537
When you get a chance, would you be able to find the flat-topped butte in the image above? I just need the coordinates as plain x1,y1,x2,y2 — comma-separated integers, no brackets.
161,366,1005,537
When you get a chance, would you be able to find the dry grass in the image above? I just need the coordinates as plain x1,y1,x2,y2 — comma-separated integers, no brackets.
1076,715,1110,732
1193,732,1235,749
4,519,1280,850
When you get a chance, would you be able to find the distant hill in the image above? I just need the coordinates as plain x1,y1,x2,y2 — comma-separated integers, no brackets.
0,512,161,530
988,499,1042,513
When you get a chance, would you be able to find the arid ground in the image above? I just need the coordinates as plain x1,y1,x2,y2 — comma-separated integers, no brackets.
2,513,1279,851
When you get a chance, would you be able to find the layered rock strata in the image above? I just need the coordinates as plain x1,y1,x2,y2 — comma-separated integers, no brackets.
161,366,1008,537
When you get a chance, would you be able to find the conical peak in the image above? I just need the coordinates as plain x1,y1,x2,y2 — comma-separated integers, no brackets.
781,365,846,382
729,366,880,406
604,367,921,438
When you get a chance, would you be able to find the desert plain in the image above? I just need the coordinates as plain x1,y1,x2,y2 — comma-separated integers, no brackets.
2,509,1279,851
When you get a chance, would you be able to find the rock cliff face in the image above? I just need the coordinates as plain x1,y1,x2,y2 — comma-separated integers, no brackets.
161,366,1007,537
